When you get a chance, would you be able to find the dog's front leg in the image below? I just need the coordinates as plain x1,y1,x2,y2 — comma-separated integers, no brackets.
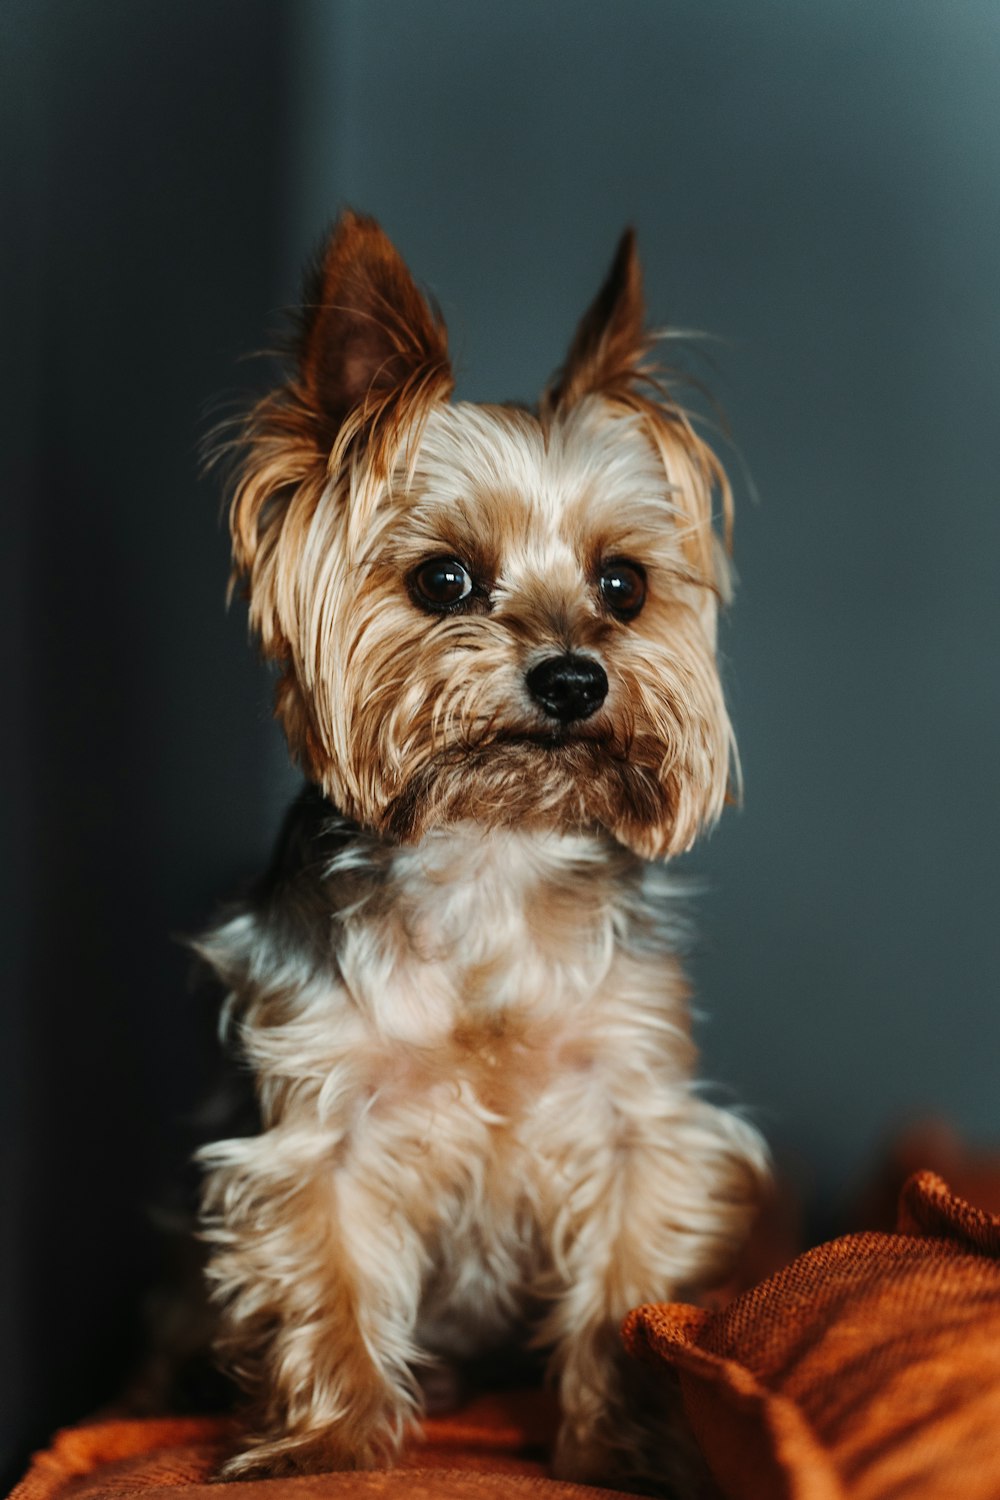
541,1094,765,1491
201,1130,425,1478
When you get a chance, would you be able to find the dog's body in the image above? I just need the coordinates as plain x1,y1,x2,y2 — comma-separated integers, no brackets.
199,213,768,1487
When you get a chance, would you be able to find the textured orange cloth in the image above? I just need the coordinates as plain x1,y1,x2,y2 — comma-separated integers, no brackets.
8,1394,629,1500
15,1172,1000,1500
623,1171,1000,1499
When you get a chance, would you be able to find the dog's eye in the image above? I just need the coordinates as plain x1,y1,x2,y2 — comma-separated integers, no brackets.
599,560,647,619
411,557,474,611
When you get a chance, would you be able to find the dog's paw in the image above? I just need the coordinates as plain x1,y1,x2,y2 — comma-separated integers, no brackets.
215,1423,397,1481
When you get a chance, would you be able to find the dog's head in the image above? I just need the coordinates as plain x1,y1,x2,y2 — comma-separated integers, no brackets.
224,212,736,859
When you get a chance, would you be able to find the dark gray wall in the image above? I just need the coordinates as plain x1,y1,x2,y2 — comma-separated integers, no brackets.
2,0,293,1480
4,0,999,1481
298,0,1000,1199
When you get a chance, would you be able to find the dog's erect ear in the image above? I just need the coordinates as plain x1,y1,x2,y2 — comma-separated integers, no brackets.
223,212,452,667
544,228,648,412
298,210,453,443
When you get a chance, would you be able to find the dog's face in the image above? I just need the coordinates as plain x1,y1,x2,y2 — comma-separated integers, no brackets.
226,214,735,859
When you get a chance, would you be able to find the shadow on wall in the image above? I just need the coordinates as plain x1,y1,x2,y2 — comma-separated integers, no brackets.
2,1,296,1482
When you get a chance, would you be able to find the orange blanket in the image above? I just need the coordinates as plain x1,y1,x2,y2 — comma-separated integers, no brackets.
624,1171,1000,1498
9,1394,628,1500
13,1171,1000,1500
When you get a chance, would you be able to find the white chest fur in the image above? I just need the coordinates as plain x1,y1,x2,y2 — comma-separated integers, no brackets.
348,826,641,1034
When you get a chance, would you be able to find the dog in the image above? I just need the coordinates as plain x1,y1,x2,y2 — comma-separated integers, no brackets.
197,210,769,1489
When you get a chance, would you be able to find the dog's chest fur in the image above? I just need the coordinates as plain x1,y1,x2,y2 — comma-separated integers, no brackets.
208,792,693,1276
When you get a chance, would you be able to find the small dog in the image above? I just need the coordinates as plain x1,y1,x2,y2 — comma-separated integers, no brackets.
198,211,768,1488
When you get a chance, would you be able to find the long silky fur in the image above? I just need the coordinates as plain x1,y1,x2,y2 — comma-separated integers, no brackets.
197,214,769,1491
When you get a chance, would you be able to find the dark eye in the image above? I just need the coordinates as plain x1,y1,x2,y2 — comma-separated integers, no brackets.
411,556,474,611
599,559,647,619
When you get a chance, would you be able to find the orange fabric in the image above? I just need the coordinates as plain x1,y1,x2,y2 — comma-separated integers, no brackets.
8,1394,630,1500
850,1118,1000,1233
623,1171,1000,1499
17,1171,1000,1500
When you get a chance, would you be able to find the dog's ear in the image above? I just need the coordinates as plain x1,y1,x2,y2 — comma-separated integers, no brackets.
223,212,452,670
298,210,453,444
544,228,648,412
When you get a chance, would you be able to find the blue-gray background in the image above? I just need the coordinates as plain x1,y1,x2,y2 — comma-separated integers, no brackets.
3,0,998,1482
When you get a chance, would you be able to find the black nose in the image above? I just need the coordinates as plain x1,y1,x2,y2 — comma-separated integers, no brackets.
525,653,608,724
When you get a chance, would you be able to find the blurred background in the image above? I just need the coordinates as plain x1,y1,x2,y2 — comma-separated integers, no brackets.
3,0,999,1483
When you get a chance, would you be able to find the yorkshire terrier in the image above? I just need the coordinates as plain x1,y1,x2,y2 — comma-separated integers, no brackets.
197,210,769,1489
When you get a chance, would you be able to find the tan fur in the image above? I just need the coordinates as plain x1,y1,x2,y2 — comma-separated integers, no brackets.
199,213,769,1490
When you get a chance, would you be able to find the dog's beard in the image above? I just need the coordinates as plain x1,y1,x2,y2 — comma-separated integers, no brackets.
377,735,672,852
